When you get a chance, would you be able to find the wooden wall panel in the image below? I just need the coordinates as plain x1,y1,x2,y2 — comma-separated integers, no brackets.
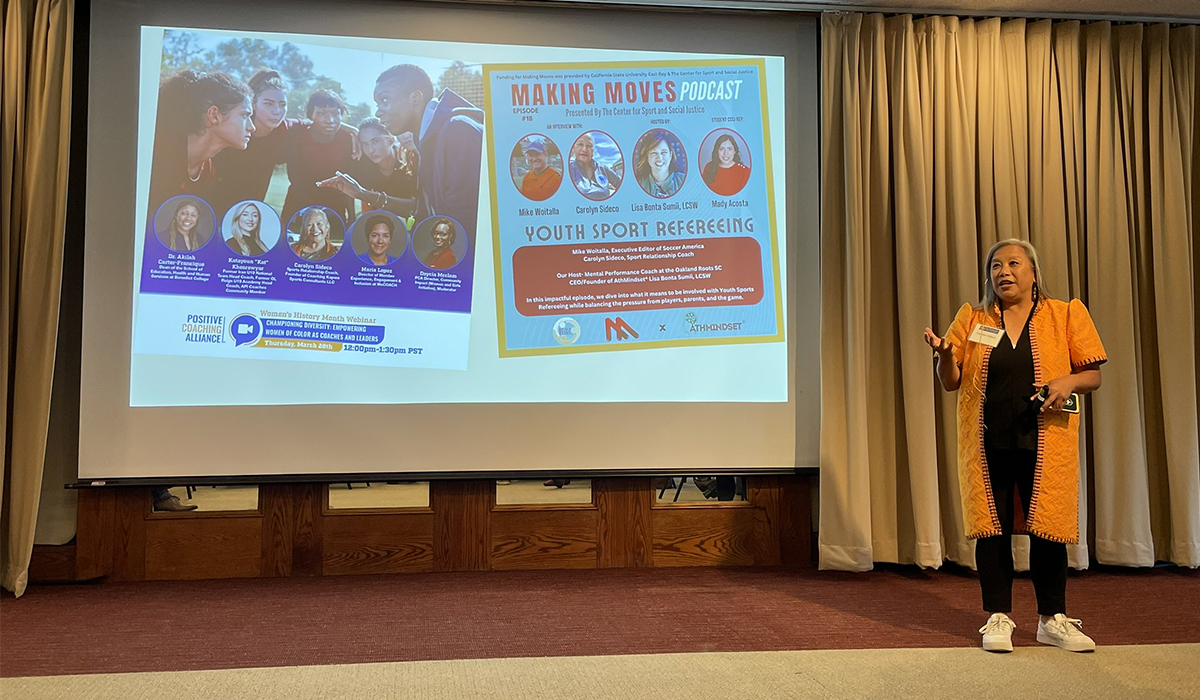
323,513,435,575
491,509,598,570
291,484,324,575
75,488,115,580
29,544,76,583
261,483,322,577
432,480,492,572
595,477,652,568
52,476,816,585
111,488,147,581
779,475,815,569
261,484,292,577
144,517,263,580
749,476,783,566
651,506,758,567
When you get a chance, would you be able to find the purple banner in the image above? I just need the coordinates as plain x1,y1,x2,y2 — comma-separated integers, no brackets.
139,197,474,314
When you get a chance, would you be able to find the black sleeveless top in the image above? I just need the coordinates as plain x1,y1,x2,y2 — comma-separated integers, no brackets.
984,310,1038,452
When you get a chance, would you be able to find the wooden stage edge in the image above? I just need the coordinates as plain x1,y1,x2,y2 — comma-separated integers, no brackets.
30,476,815,583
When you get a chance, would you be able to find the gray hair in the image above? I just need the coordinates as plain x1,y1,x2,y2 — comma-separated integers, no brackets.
302,207,329,230
299,207,331,246
980,238,1049,309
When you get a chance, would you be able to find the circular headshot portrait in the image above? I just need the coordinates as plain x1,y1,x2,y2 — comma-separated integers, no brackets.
510,134,563,202
221,200,281,257
286,206,344,263
350,211,408,267
154,195,215,253
412,216,467,271
698,129,752,197
568,131,624,201
634,129,688,199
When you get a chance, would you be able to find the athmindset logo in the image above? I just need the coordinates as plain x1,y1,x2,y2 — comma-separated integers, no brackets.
687,313,745,333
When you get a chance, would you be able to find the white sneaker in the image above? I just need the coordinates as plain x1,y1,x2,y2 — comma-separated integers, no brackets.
1037,614,1096,652
979,613,1016,652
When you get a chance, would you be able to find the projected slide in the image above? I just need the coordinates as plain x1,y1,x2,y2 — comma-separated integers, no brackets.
133,32,482,370
486,61,782,356
125,26,789,407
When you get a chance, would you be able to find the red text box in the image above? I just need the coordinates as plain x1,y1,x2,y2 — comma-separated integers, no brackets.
512,237,765,316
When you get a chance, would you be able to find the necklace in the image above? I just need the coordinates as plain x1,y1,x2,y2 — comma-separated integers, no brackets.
997,285,1039,329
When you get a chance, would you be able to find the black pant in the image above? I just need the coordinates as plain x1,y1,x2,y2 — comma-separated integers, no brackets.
975,448,1068,616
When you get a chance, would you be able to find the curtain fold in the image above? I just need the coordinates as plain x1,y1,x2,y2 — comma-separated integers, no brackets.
922,16,980,567
887,15,942,567
819,11,878,570
1,0,74,597
820,13,1200,571
1145,25,1200,565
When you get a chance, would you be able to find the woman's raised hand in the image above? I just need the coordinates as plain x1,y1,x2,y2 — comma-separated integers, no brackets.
926,326,962,390
316,171,366,199
924,327,954,357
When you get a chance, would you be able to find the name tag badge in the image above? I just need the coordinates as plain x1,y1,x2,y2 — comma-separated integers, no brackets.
968,324,1004,348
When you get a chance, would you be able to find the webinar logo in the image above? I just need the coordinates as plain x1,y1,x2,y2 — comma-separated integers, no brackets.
229,313,263,347
552,317,581,346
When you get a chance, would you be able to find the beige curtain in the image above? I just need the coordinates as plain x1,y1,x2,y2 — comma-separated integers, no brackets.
820,13,1200,571
1,0,73,596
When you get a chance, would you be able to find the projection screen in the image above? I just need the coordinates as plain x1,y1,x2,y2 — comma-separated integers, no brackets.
78,0,820,481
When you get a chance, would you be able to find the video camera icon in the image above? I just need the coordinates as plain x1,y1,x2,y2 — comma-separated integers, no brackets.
229,314,263,347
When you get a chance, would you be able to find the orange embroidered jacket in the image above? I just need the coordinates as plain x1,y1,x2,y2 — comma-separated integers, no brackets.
944,297,1107,543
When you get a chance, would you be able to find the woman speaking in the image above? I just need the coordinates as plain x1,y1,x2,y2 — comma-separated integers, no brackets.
923,239,1106,654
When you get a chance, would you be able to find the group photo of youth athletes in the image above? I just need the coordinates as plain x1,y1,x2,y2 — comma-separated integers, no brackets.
147,29,484,262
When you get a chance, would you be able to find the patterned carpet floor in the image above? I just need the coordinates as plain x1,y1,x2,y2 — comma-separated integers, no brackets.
2,565,1197,679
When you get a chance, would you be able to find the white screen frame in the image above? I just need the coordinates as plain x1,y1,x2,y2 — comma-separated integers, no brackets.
79,0,820,481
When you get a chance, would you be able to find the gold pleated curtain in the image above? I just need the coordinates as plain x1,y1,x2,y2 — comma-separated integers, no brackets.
820,13,1200,571
1,0,73,597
